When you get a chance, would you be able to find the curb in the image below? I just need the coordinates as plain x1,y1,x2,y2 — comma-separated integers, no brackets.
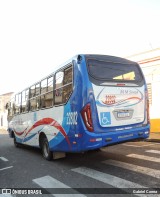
145,139,160,143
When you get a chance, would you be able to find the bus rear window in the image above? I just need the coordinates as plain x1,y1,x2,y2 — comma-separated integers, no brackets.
88,60,142,82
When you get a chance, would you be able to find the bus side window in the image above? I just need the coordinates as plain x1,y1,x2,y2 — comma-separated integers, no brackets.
30,98,37,111
29,85,40,111
63,66,73,103
18,93,22,113
41,79,47,95
29,91,36,111
13,103,16,115
22,90,26,113
41,94,46,108
64,66,72,84
26,100,30,112
54,71,64,105
40,75,54,108
25,89,29,112
45,75,53,108
54,65,73,105
14,94,20,114
35,83,40,110
30,85,35,98
7,102,13,118
40,78,47,108
63,84,72,103
21,89,30,113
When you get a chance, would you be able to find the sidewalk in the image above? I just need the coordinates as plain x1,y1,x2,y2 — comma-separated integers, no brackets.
146,132,160,143
0,129,8,134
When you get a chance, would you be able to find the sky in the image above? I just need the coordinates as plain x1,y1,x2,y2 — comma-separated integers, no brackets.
0,0,160,95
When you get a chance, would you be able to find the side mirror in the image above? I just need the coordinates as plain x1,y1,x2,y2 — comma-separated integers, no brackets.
77,55,82,63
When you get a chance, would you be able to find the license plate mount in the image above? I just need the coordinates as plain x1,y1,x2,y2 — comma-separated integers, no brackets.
113,109,134,120
117,112,130,118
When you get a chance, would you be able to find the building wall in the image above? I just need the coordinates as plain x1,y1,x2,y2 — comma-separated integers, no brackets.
127,48,160,132
0,92,14,129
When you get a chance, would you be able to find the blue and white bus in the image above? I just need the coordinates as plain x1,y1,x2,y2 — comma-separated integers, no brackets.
7,54,150,160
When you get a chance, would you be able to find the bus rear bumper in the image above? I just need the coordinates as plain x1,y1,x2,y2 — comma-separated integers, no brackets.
49,125,150,153
78,125,150,151
101,125,150,147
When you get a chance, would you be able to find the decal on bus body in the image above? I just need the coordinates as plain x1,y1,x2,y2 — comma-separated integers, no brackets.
13,102,73,149
92,84,145,127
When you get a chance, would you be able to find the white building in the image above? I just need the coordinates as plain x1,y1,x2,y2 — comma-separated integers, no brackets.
127,48,160,133
0,92,14,129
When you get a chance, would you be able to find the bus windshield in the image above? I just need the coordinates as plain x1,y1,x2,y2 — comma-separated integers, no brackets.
88,59,143,82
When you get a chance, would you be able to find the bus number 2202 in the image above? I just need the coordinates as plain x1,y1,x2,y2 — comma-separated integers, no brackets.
66,112,78,125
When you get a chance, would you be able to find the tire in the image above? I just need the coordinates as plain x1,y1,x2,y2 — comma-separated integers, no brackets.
41,137,52,161
13,134,20,148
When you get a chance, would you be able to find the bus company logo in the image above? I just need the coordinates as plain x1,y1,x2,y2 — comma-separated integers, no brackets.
120,88,139,95
103,95,116,105
96,87,144,108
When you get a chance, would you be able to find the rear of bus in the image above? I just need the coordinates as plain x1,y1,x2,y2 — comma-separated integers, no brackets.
78,55,150,151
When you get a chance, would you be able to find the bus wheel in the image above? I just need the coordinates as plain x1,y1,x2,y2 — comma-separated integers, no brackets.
13,134,20,148
41,137,52,161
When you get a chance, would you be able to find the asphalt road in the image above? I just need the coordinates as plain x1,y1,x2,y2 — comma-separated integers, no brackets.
0,131,160,197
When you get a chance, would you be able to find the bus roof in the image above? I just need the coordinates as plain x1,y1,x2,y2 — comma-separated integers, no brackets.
84,54,138,65
15,54,138,94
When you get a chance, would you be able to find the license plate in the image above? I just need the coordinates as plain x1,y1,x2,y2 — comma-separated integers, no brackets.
117,112,130,118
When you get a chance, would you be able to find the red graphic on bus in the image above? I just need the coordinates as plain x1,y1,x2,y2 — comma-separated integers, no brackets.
103,95,116,105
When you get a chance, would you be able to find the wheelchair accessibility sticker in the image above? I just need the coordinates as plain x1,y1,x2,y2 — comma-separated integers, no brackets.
100,112,111,126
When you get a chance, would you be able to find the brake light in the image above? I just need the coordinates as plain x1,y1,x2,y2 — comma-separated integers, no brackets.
81,103,94,132
116,83,126,86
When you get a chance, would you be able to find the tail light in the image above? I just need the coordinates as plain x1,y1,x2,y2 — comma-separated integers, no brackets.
81,103,94,132
145,90,150,123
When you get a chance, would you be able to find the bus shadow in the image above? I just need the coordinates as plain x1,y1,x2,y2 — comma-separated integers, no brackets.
14,144,122,167
17,144,108,164
16,144,42,156
64,149,109,164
